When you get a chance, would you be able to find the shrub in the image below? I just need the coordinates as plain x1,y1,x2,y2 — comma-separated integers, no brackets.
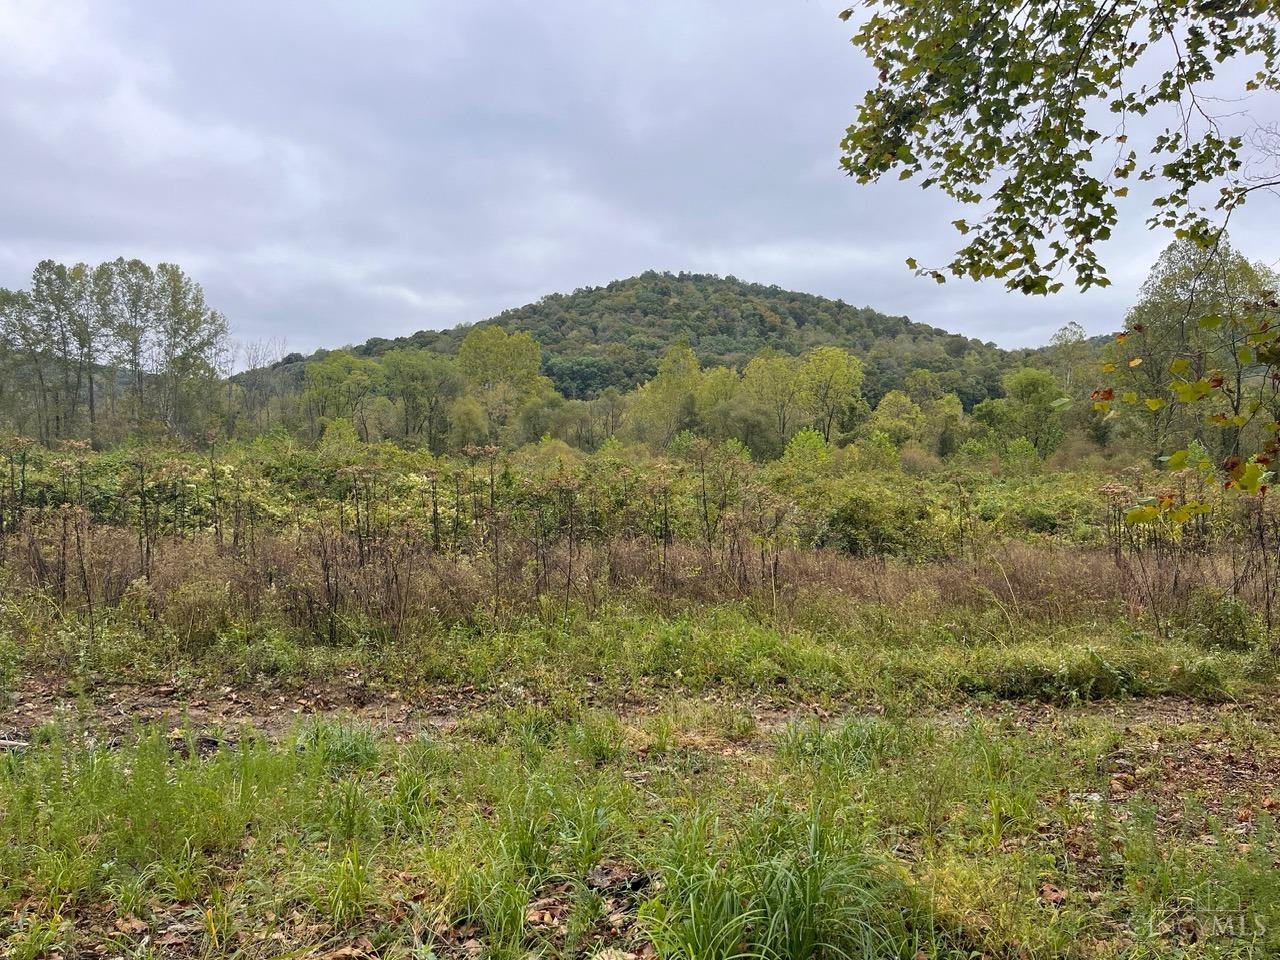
1002,437,1042,475
1181,590,1258,651
899,443,941,475
815,477,943,560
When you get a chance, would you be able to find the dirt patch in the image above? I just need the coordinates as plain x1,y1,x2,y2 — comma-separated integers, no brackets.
1102,714,1280,831
944,695,1280,831
6,675,1278,829
1,674,483,745
1,672,818,751
936,692,1279,730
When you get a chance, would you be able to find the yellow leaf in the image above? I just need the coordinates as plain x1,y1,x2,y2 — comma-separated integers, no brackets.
1125,505,1159,525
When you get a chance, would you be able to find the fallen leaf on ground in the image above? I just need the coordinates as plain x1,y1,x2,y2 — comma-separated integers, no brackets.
1039,882,1068,906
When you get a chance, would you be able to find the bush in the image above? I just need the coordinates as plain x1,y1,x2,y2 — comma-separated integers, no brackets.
1182,590,1258,651
943,647,1145,703
1002,437,1042,475
1169,657,1231,700
899,442,941,475
815,477,944,560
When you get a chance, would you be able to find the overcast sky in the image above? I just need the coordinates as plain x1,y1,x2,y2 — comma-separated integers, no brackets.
2,0,1277,355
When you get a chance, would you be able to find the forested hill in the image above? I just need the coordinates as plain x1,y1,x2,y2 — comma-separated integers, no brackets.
280,272,1030,407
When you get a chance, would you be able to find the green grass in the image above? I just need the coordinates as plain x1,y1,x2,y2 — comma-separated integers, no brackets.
5,595,1273,711
1,700,1277,959
3,553,1279,958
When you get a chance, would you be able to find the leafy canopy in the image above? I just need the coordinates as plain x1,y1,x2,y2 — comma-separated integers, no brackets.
310,272,1015,409
839,0,1280,293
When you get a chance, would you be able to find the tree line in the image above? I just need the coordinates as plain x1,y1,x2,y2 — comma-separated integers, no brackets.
273,328,1078,467
253,238,1280,473
0,259,229,446
3,238,1275,474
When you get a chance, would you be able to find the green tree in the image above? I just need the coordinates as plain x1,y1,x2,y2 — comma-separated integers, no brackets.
1048,322,1091,394
100,258,159,431
741,350,804,454
1,258,228,444
0,286,50,441
595,387,626,439
303,351,382,441
973,368,1066,455
153,263,229,437
903,368,944,405
626,342,702,449
448,395,489,450
839,1,1280,293
0,288,38,437
29,260,76,438
798,346,864,442
919,393,968,457
456,325,545,435
694,365,742,441
382,349,464,452
865,389,923,447
777,427,833,483
1107,238,1276,460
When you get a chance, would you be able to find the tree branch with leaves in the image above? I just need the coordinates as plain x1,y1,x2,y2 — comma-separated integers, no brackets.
839,0,1279,293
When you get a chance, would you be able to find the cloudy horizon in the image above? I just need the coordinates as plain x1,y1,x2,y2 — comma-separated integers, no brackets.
3,0,1277,357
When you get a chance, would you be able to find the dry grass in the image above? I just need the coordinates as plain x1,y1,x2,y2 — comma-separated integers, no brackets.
0,520,1169,636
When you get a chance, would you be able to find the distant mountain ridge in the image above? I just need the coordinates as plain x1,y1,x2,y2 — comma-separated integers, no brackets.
278,271,1033,407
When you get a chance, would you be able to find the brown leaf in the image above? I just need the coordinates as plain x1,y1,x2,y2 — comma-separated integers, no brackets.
1039,881,1068,906
113,917,148,934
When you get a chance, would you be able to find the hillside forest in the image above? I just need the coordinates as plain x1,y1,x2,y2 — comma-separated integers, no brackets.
2,240,1275,472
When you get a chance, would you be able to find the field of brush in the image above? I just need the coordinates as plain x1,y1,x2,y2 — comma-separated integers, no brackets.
1,448,1278,959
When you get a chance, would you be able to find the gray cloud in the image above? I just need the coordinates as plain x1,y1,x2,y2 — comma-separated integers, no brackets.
2,0,1276,355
